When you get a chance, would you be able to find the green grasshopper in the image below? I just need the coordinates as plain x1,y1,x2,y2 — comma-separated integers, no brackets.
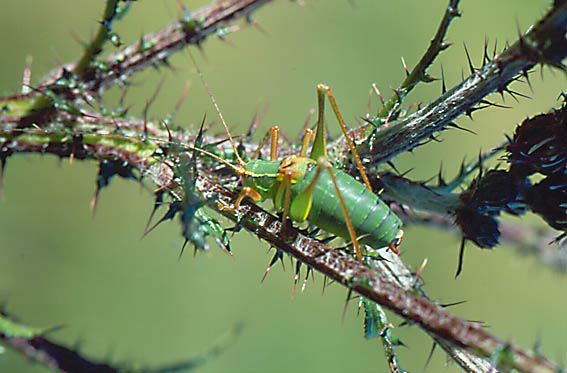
192,59,403,262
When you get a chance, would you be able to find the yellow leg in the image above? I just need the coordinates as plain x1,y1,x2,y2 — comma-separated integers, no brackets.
317,158,363,263
250,126,279,161
299,129,315,157
216,186,262,211
280,173,292,226
286,156,364,263
316,84,373,194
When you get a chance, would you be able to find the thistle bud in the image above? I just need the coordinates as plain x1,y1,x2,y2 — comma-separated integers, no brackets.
469,170,520,214
507,104,567,177
455,208,500,249
526,174,567,231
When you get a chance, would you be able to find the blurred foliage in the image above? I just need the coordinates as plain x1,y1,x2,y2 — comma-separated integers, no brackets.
0,1,566,372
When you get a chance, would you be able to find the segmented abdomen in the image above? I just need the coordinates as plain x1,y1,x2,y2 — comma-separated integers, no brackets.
295,167,402,249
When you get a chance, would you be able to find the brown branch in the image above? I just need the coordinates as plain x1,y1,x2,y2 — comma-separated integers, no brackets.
1,318,242,373
0,128,557,371
42,0,273,95
368,252,493,373
1,334,118,373
329,1,567,167
0,0,273,115
1,1,565,372
186,174,558,373
0,113,562,372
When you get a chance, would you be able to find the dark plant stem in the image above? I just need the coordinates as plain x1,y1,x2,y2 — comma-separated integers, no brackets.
329,2,567,168
73,0,120,76
1,1,565,372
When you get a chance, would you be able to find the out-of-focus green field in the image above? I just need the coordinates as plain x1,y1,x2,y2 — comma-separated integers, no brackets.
1,1,566,372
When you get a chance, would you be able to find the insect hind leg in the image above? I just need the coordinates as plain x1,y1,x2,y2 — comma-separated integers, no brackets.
308,157,365,263
313,84,373,193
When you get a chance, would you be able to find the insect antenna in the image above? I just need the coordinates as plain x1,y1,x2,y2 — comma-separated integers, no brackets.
186,146,246,176
189,50,246,167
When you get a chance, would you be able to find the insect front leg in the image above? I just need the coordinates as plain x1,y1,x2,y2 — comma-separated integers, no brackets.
274,156,312,226
216,186,262,211
250,126,280,161
298,129,315,157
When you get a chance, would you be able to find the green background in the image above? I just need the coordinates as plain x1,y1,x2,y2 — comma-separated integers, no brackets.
1,1,566,372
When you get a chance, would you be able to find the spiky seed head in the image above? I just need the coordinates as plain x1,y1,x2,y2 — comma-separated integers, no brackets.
526,173,567,231
507,103,567,177
468,170,521,215
454,207,500,249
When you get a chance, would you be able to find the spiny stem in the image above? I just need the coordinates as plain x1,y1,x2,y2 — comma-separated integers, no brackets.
377,0,461,121
44,0,273,95
330,1,567,167
368,252,493,373
0,124,556,371
0,312,242,373
362,299,407,373
73,0,120,75
9,0,273,118
27,0,122,114
190,174,558,373
0,1,565,372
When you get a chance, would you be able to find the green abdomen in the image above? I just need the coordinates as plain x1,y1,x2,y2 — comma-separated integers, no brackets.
296,168,402,249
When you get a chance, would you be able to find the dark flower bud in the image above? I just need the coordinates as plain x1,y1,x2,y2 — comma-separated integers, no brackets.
507,104,567,176
455,208,500,249
526,174,567,231
470,170,519,214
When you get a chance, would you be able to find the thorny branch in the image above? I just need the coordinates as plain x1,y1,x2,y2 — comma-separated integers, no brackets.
0,127,558,372
191,174,559,373
376,0,461,121
329,1,567,168
73,0,121,76
79,0,274,94
1,0,567,373
0,312,242,373
392,204,567,272
3,0,274,115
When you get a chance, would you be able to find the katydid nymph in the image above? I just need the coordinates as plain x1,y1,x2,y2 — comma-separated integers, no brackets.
191,59,403,263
